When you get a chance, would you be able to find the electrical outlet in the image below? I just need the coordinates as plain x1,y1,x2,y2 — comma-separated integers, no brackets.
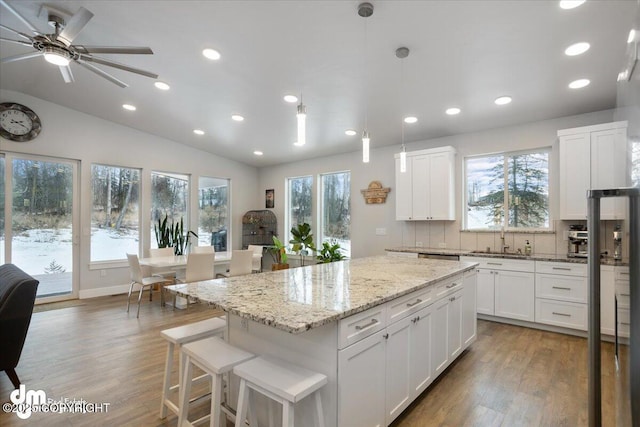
416,241,423,247
438,242,447,248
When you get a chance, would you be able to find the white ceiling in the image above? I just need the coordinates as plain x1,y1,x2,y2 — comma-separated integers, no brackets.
0,1,636,167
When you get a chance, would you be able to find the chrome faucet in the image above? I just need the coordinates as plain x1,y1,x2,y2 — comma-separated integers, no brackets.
500,227,509,253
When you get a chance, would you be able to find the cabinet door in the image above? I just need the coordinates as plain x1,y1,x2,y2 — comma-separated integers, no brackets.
432,297,450,377
411,155,430,220
448,290,463,360
385,316,412,425
395,157,413,220
338,330,386,427
559,133,590,219
476,269,495,315
494,270,535,321
462,270,477,347
591,128,627,219
428,151,454,220
601,267,615,336
411,305,433,397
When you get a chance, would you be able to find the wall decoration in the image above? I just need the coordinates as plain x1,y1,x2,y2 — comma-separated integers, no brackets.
361,181,391,204
265,189,274,208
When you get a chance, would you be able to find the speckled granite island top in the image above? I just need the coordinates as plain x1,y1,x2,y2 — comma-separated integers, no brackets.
165,256,477,334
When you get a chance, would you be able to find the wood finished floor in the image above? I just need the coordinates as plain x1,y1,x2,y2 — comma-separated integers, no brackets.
0,293,621,427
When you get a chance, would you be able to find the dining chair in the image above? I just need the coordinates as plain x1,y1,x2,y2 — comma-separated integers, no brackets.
217,249,253,278
174,252,215,310
149,247,178,283
191,245,215,254
127,254,172,318
247,245,263,273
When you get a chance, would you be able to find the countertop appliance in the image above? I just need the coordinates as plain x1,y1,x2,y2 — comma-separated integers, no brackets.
614,225,623,261
568,229,589,258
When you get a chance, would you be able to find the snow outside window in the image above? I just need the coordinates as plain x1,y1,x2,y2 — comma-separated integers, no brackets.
320,171,351,258
286,175,313,245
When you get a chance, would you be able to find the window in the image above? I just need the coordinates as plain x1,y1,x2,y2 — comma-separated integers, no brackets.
320,171,351,257
465,149,550,230
151,171,189,249
91,164,140,261
632,137,640,188
286,176,312,244
198,176,229,251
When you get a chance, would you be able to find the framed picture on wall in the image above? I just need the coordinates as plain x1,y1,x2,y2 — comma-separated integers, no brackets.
265,189,274,208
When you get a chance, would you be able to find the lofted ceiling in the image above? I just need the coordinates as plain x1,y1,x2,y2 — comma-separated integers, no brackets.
0,0,636,167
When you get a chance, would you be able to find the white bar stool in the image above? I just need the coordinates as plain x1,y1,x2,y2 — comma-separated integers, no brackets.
233,356,328,427
159,317,227,419
179,337,255,427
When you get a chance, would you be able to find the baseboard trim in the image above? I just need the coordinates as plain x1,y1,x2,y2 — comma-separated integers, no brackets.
79,284,130,299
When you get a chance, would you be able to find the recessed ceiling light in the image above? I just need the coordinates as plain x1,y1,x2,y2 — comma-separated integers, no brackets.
564,42,590,56
628,29,636,44
404,116,418,124
122,104,136,111
494,96,512,105
202,48,221,60
231,114,244,122
569,78,590,89
559,0,586,10
446,107,461,115
283,95,298,103
154,81,170,90
345,129,357,136
193,129,205,135
253,151,263,156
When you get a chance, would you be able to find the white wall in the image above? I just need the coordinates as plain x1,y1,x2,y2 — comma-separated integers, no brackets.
0,90,259,296
258,109,616,258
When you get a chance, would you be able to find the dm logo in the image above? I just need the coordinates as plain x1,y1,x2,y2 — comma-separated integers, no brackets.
10,384,47,419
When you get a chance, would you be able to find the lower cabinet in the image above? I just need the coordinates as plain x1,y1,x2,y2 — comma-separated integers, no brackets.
494,270,535,321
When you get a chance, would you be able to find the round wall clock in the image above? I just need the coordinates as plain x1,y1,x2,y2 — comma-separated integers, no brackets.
0,102,42,142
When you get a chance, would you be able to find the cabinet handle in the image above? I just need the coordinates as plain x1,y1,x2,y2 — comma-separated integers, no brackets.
450,296,456,302
487,262,503,266
620,293,630,297
383,333,389,339
494,271,499,275
552,286,572,291
552,267,572,271
406,299,423,307
552,312,571,317
355,318,379,331
446,283,458,289
620,322,630,326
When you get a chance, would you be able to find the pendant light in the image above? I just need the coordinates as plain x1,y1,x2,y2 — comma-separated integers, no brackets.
359,2,374,163
296,95,306,146
397,47,410,173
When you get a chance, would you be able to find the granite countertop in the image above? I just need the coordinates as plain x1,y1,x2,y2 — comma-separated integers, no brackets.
386,247,629,266
165,256,478,334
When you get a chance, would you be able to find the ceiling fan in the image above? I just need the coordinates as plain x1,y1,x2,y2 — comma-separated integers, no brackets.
0,0,158,88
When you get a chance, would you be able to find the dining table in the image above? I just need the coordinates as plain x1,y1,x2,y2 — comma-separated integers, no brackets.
138,251,262,270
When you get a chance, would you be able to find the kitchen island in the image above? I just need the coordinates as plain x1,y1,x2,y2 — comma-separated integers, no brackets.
166,256,478,426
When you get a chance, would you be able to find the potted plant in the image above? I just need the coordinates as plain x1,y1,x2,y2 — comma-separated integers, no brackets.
270,235,289,270
289,223,314,266
154,214,198,255
316,240,346,263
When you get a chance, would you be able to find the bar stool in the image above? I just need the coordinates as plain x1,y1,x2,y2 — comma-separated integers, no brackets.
178,337,255,427
233,356,328,427
159,317,227,419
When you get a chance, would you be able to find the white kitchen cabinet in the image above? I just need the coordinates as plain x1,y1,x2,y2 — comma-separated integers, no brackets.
601,266,615,336
432,296,450,377
558,121,628,220
615,267,630,338
462,269,478,347
395,146,456,221
410,305,433,397
475,268,495,315
448,290,463,360
494,270,535,321
338,329,386,427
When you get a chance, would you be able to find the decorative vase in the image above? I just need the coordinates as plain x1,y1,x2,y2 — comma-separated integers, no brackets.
272,263,290,271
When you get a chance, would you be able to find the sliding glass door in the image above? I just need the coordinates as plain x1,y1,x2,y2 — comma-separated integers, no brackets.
2,153,79,301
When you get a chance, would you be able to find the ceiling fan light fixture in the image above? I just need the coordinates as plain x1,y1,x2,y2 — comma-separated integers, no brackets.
43,46,70,66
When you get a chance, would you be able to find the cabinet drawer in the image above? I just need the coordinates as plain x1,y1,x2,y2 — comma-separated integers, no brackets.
387,286,433,324
618,308,630,338
616,282,630,309
615,269,629,281
339,304,387,349
434,274,464,299
536,261,586,277
387,251,419,259
536,274,587,303
535,298,587,330
471,257,534,272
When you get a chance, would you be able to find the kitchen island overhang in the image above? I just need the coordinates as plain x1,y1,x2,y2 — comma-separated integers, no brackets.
165,256,479,426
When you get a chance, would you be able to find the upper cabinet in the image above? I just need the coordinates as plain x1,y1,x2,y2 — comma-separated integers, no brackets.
558,121,628,220
395,146,456,221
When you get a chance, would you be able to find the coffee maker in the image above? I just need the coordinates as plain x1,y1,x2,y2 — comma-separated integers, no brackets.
567,225,588,258
613,225,622,261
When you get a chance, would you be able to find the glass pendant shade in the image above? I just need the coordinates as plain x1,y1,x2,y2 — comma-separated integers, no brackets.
400,149,407,173
362,131,370,163
296,102,306,146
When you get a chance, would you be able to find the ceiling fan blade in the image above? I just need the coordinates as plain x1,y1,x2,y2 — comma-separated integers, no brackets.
57,7,94,46
0,36,32,47
0,24,35,41
74,45,153,55
0,0,42,35
80,54,158,79
76,60,128,88
1,51,41,63
59,65,74,83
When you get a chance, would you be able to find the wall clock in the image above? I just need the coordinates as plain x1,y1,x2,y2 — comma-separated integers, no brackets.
0,103,42,142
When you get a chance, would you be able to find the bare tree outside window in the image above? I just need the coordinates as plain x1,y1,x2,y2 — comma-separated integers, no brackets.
287,176,312,243
198,176,229,251
151,171,189,249
321,171,351,257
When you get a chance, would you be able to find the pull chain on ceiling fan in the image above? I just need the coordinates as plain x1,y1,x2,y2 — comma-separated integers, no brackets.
0,0,158,88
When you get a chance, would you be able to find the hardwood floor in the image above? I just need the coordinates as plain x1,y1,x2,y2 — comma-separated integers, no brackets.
0,294,621,427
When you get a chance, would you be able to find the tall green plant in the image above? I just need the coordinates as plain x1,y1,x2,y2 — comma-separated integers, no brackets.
269,235,288,265
316,240,345,263
154,214,197,255
289,222,314,266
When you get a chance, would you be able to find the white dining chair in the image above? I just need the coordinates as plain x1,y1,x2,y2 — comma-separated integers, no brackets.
150,247,178,283
217,249,253,278
247,245,263,273
191,245,215,254
173,252,216,310
126,254,173,318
